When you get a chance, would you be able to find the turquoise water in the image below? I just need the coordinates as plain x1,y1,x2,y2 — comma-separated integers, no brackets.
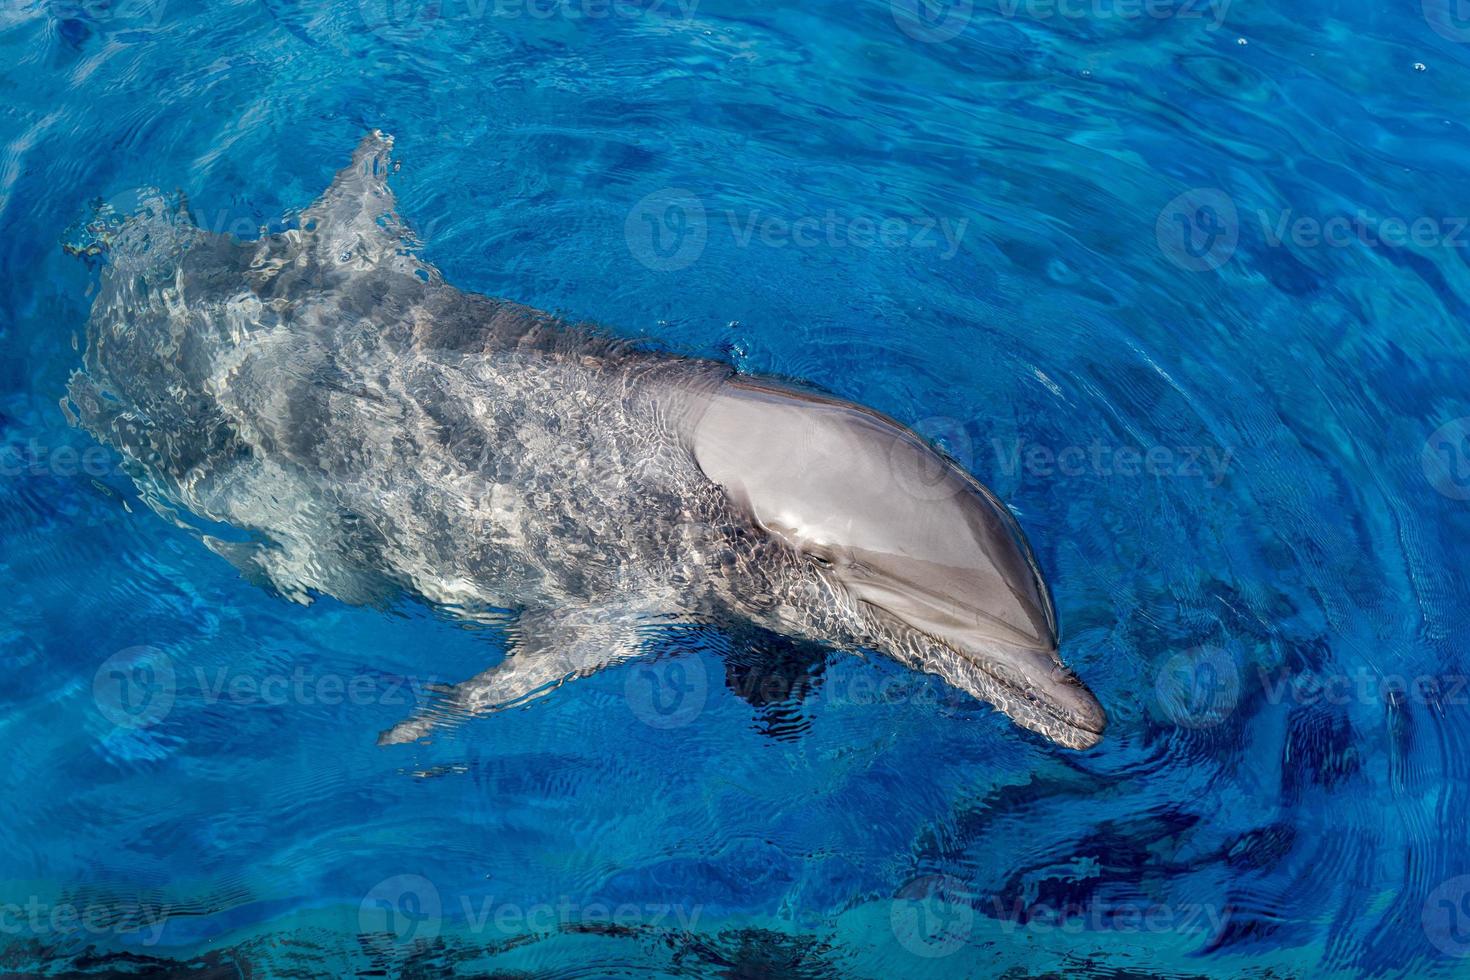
4,0,1470,976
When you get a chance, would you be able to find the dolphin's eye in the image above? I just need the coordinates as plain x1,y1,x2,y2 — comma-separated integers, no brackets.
806,551,834,569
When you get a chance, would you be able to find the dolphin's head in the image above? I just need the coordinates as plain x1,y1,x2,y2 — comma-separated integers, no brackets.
691,377,1106,750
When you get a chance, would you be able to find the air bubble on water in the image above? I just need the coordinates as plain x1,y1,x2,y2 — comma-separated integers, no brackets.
720,332,751,367
1414,62,1427,72
1237,37,1248,45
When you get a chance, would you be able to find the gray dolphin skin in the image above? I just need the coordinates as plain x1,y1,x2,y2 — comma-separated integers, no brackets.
67,133,1107,750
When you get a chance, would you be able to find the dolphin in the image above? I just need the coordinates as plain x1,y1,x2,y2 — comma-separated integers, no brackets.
66,133,1107,750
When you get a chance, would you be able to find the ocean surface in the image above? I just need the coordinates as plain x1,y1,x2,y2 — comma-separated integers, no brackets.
3,0,1470,976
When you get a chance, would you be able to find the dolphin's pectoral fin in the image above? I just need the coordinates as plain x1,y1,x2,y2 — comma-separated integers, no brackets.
296,130,423,273
376,604,656,746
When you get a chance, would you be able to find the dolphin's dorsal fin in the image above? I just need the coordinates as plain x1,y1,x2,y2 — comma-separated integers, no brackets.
297,130,409,272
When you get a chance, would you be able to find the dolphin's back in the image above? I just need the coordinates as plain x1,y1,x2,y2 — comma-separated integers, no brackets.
67,209,257,502
67,141,735,612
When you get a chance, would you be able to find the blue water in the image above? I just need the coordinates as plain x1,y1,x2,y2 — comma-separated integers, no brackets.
3,1,1470,976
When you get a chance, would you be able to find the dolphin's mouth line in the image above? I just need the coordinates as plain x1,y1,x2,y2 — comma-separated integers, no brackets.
966,654,1106,737
855,598,1102,740
857,565,1055,650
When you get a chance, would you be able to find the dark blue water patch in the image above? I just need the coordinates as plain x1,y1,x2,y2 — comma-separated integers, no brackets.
1241,235,1329,297
602,846,799,918
674,928,846,978
1199,905,1292,956
1280,704,1364,804
1222,822,1297,872
720,630,828,741
989,809,1205,917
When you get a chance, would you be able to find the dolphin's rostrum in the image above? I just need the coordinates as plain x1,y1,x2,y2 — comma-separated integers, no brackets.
67,133,1107,750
